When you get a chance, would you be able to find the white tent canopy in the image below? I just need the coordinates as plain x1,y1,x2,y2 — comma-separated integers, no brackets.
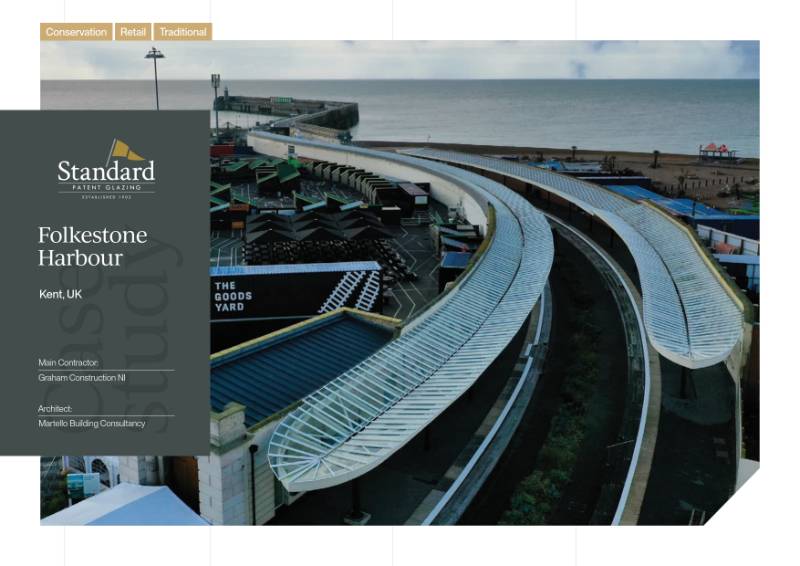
41,482,207,526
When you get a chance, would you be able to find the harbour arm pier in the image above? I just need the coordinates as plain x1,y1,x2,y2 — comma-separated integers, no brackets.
214,91,359,143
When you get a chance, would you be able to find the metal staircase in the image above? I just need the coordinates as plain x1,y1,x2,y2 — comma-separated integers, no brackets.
354,270,381,311
318,271,366,313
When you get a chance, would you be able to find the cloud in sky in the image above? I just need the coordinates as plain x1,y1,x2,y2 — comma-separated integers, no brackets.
40,40,759,80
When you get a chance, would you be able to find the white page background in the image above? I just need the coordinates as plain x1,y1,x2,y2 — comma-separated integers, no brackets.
0,2,791,565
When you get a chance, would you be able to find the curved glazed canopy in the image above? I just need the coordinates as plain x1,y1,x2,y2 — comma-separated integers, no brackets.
250,133,554,492
404,148,744,369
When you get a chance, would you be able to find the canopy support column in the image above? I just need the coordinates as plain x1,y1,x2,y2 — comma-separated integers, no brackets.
680,366,693,399
343,479,371,525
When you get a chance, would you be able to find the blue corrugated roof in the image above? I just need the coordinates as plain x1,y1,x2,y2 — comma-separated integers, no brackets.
211,261,380,277
440,236,478,251
694,214,759,222
604,184,757,220
211,313,394,427
528,160,564,171
441,251,472,269
714,253,759,265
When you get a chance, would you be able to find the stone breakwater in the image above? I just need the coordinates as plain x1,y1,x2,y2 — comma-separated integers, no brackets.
214,94,359,142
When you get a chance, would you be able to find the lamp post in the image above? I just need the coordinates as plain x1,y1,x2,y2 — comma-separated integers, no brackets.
211,74,221,137
145,47,165,110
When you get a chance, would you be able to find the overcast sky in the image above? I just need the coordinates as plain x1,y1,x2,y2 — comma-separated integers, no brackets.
41,41,759,80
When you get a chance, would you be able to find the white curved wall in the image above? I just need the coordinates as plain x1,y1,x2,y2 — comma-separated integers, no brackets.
247,135,489,231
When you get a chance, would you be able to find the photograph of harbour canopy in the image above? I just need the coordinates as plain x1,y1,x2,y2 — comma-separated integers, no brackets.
39,40,759,527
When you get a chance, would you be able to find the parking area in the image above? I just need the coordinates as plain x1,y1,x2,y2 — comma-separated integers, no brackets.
210,229,244,267
384,223,440,319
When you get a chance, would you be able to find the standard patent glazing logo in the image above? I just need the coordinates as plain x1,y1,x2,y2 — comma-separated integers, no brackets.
57,138,156,199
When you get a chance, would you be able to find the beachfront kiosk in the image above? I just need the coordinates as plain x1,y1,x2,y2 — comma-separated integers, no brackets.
699,143,738,161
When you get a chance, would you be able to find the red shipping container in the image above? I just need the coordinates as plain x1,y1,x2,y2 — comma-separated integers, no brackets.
210,144,235,158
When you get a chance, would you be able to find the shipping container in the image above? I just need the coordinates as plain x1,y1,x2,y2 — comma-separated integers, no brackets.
210,144,235,158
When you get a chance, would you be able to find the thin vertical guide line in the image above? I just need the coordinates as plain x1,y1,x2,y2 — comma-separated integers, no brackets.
575,0,579,39
574,527,579,566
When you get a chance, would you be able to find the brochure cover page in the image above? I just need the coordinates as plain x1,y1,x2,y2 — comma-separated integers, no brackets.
34,40,759,529
0,4,793,566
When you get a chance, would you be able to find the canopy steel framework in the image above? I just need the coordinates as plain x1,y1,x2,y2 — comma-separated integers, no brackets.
403,148,743,370
255,134,554,492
